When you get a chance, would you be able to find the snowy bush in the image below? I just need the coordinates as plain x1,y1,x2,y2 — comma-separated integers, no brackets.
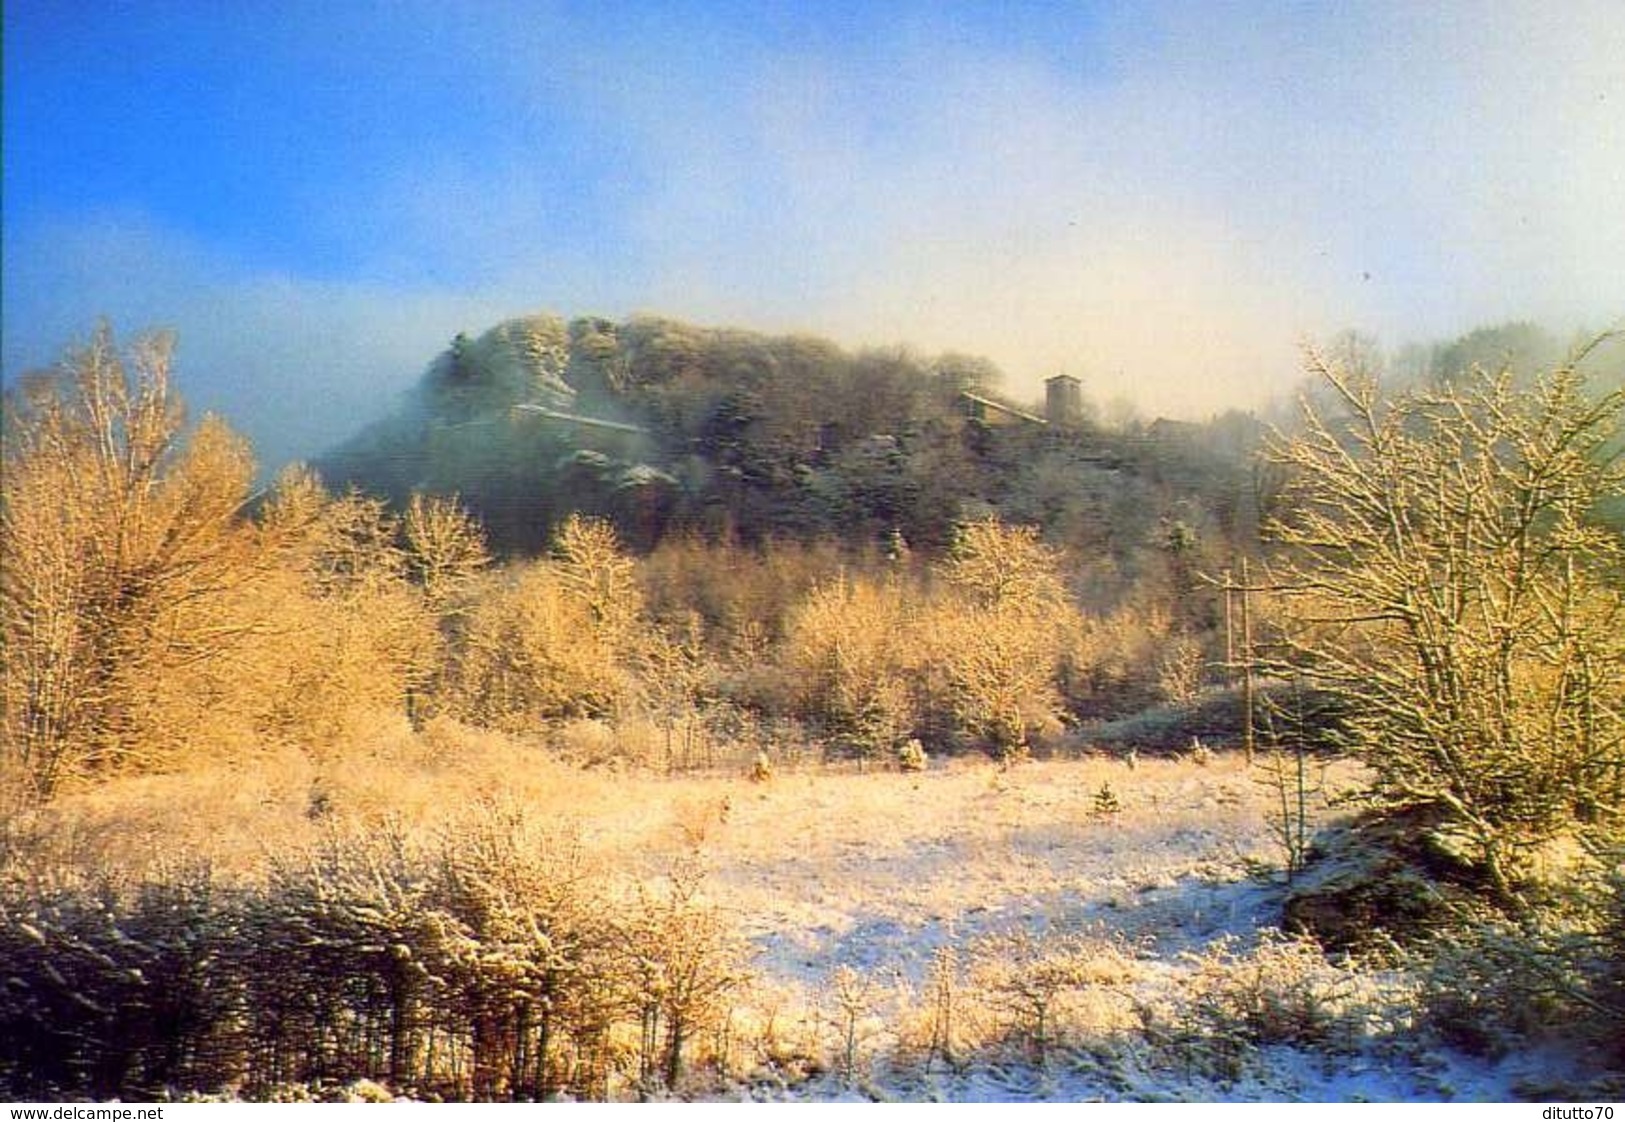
897,739,928,773
0,807,748,1101
1136,930,1407,1084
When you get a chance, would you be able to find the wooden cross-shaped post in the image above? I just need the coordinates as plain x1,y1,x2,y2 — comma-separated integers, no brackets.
1219,558,1262,765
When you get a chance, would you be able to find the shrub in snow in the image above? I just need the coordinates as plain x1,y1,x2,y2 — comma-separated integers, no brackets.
1092,781,1121,817
750,750,774,783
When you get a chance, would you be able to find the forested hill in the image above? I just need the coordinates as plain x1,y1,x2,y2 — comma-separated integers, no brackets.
319,312,1266,573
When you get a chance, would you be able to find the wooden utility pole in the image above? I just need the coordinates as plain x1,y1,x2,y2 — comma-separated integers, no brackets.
1239,556,1255,765
1223,567,1235,680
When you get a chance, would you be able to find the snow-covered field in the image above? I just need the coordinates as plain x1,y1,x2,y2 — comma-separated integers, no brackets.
40,738,1605,1102
658,753,1583,1103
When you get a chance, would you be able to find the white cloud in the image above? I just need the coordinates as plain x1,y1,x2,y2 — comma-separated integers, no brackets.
7,1,1621,469
507,2,1623,413
2,215,520,472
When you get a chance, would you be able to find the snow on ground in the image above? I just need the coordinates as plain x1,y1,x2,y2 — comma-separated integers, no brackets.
619,753,1600,1103
700,753,1299,978
47,743,1608,1101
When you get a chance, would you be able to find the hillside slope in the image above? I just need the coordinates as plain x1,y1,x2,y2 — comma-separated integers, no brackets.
320,313,1264,569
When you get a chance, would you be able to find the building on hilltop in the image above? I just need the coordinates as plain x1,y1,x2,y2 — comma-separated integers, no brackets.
1045,374,1084,427
955,375,1086,431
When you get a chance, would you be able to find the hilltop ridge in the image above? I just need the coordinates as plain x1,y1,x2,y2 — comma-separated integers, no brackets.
320,312,1264,567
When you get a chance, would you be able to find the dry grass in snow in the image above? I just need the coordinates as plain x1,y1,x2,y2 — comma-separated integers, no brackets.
16,728,1603,1101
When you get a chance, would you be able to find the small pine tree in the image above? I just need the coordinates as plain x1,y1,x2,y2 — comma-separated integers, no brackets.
1093,781,1122,817
1256,681,1327,882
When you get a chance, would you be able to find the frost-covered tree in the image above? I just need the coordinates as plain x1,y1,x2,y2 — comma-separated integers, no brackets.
1266,339,1625,905
1,327,270,796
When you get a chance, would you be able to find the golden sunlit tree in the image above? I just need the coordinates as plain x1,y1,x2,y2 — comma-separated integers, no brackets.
251,472,439,749
1,326,271,797
449,518,641,731
1266,340,1625,906
937,517,1067,615
924,518,1076,758
786,574,917,762
553,513,643,648
403,492,490,617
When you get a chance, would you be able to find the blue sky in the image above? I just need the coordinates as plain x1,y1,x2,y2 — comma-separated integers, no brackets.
5,1,1622,470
